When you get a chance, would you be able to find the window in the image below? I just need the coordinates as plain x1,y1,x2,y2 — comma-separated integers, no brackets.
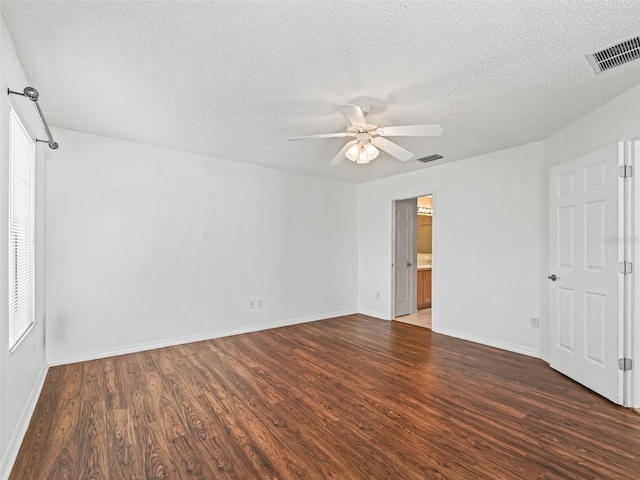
8,106,35,351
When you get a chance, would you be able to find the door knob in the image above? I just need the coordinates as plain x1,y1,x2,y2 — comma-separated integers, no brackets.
548,274,557,281
407,262,412,267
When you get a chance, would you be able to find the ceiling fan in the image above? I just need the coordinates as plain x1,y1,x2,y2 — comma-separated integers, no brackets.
288,104,443,165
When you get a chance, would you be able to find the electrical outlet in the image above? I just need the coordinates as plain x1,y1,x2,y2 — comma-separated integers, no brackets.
376,292,380,300
258,299,263,308
530,317,539,328
249,300,255,309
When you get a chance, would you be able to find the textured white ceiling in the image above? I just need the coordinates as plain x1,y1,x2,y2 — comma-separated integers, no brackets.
2,1,640,183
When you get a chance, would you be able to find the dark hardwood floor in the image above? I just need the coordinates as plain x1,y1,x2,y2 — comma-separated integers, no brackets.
10,314,640,479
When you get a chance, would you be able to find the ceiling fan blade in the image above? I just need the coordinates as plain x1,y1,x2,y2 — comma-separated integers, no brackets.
288,132,350,141
330,140,356,166
376,125,443,137
371,137,414,161
340,104,367,127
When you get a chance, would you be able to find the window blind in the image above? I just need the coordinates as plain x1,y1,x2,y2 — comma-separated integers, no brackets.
8,106,35,351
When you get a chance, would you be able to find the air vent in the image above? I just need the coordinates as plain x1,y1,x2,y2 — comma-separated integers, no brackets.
586,35,640,74
416,154,443,163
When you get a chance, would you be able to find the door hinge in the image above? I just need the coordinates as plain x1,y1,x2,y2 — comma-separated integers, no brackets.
619,165,633,178
619,358,633,371
619,261,633,274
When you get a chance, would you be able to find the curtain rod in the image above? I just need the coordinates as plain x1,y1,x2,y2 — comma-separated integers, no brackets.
7,87,58,149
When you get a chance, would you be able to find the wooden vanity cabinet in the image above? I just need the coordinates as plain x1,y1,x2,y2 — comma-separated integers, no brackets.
417,269,432,309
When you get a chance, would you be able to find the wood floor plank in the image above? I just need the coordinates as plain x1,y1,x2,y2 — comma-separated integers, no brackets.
9,315,640,479
74,360,108,480
44,363,84,480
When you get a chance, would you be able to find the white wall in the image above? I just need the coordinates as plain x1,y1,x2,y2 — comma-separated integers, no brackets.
0,18,48,480
544,84,640,169
45,128,358,364
358,142,546,357
542,83,640,405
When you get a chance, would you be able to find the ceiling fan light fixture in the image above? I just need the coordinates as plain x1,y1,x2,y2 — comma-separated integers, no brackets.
357,147,369,164
345,143,360,162
345,142,379,164
364,143,379,159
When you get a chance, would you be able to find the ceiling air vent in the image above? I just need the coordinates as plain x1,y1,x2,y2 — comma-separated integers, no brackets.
586,35,640,74
416,154,443,163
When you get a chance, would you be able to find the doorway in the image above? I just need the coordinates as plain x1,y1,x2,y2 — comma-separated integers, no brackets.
393,195,433,329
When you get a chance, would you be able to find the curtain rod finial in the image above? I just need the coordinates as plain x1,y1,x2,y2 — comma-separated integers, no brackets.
23,86,39,101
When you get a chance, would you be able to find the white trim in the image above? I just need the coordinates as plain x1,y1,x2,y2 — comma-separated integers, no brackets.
388,200,395,319
0,363,49,480
628,140,640,408
358,309,391,320
8,322,36,354
434,326,543,359
430,192,438,332
617,142,626,406
47,309,357,366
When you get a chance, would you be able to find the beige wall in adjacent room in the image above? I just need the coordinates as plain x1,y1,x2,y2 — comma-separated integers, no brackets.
417,196,433,253
417,214,432,253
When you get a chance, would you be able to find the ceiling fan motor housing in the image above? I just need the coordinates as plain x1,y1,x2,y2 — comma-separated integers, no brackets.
355,132,370,143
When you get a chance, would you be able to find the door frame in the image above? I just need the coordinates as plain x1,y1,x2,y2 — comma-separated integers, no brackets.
627,139,640,408
390,189,437,330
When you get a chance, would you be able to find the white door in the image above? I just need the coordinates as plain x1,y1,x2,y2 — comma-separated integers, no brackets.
549,143,625,404
394,199,416,317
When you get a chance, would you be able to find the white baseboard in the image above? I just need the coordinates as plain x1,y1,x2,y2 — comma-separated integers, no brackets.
48,309,357,366
433,326,543,359
0,363,49,480
357,309,391,320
